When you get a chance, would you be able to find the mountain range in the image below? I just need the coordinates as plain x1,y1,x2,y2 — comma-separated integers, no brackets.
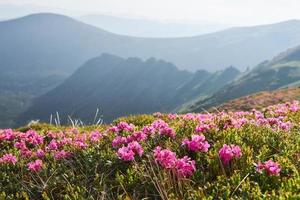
1,13,300,126
2,13,300,73
17,54,239,124
184,45,300,112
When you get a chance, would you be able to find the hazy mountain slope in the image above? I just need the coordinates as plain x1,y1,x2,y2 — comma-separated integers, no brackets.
17,54,240,125
79,14,229,37
17,54,192,124
174,66,240,106
2,13,300,73
184,46,300,112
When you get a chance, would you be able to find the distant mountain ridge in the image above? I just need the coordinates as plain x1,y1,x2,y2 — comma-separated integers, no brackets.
17,54,240,124
79,14,229,37
2,13,300,73
184,45,300,113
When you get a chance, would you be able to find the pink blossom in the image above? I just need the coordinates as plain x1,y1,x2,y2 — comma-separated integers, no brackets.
256,160,281,176
141,126,155,136
160,127,176,138
195,124,211,133
127,131,147,142
90,131,103,142
0,129,15,141
219,144,242,165
182,135,210,152
46,140,58,151
289,101,299,112
0,153,17,165
127,141,144,157
36,149,45,159
27,159,43,172
108,126,120,133
54,150,71,160
153,146,177,169
151,120,176,138
117,122,135,132
154,147,196,177
117,146,135,161
74,141,88,149
112,136,127,148
117,141,143,161
278,121,292,131
25,130,44,145
14,141,27,150
153,112,162,117
168,113,178,120
175,156,196,177
21,149,33,158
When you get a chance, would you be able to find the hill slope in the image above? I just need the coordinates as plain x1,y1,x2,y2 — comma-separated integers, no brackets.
17,54,239,125
213,87,300,112
185,45,300,112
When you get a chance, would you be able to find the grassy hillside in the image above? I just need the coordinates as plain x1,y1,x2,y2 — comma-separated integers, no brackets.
1,101,300,199
213,87,300,112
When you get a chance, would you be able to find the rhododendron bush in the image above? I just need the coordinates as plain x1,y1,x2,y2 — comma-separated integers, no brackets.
0,101,300,199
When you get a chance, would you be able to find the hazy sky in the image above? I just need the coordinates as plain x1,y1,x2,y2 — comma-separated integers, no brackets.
2,0,300,25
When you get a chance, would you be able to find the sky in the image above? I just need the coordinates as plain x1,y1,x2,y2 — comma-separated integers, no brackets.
1,0,300,25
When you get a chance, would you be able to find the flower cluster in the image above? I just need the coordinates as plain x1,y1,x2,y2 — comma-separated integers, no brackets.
182,135,210,152
255,160,281,176
0,128,105,171
27,159,43,172
154,146,196,177
117,141,144,161
151,120,176,138
0,153,17,165
218,144,242,165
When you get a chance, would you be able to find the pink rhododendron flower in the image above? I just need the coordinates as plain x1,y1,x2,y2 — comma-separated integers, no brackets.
255,160,281,176
127,131,147,142
151,120,176,138
21,149,33,158
153,112,162,117
127,141,144,157
27,159,43,172
14,141,27,150
182,135,210,152
0,129,15,141
0,153,17,165
117,141,143,161
47,139,58,151
219,144,242,165
90,131,103,142
195,124,211,133
25,130,44,145
168,113,178,120
108,126,120,133
175,156,196,177
117,146,135,161
154,146,196,177
36,149,45,159
117,122,135,132
54,150,71,160
141,126,155,136
153,146,177,169
278,121,292,131
112,136,127,148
